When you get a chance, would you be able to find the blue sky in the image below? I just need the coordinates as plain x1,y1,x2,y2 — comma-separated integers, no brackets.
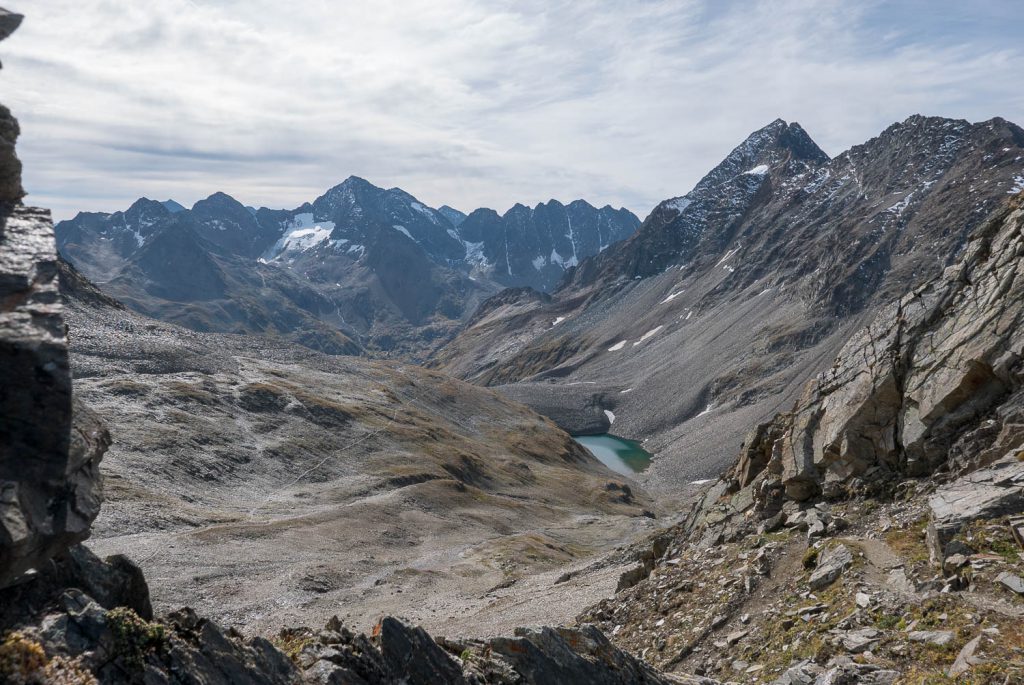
2,0,1022,221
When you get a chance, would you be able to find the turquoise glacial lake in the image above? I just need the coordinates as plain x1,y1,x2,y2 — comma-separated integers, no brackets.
574,434,653,477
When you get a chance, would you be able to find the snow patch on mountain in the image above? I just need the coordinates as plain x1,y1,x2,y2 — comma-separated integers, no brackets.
265,213,336,260
550,249,577,268
666,197,692,213
464,241,489,268
633,326,663,346
410,201,439,224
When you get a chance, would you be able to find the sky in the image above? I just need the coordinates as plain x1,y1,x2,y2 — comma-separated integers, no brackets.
2,0,1023,222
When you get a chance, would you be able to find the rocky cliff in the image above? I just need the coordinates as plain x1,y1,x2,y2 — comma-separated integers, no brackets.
0,9,108,591
732,191,1024,503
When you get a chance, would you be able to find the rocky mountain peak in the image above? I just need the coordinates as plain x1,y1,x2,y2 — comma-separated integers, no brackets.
192,190,247,214
691,118,829,196
161,198,186,213
315,175,382,210
438,204,467,226
124,196,170,222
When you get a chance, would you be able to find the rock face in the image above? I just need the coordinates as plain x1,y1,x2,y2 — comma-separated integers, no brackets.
0,550,300,685
0,8,108,588
0,10,23,204
458,200,640,292
750,194,1024,501
0,103,21,203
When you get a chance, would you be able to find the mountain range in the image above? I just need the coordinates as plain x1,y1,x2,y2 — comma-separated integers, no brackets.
5,6,1024,678
56,177,640,357
433,115,1024,492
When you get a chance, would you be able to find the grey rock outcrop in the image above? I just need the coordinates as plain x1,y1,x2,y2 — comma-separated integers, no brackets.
807,543,853,589
0,102,21,203
731,193,1024,502
0,544,299,684
0,8,108,587
0,9,22,203
925,452,1024,560
297,618,679,685
0,7,110,589
484,624,671,685
0,212,109,582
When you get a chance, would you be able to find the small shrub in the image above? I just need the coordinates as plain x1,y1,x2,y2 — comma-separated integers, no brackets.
802,547,819,569
0,631,96,685
107,607,167,669
272,629,315,664
0,631,47,683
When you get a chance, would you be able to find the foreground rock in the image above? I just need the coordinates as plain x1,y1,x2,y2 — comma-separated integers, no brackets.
289,617,682,685
0,10,107,590
926,452,1024,561
3,546,685,685
0,546,299,684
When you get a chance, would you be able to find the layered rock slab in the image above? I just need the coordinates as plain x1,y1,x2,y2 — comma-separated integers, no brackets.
0,197,108,590
730,194,1024,500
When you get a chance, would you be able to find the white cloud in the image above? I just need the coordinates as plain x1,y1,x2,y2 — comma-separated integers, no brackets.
2,0,1022,220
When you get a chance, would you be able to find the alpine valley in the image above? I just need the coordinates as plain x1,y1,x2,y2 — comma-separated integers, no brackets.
3,6,1024,685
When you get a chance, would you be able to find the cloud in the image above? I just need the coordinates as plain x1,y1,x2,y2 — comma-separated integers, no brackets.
2,0,1022,221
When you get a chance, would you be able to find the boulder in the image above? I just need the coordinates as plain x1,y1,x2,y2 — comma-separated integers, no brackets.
808,543,853,589
996,571,1024,595
834,627,882,654
486,624,674,684
925,453,1024,563
907,630,954,647
773,660,822,685
948,635,984,678
816,656,898,684
377,617,467,684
